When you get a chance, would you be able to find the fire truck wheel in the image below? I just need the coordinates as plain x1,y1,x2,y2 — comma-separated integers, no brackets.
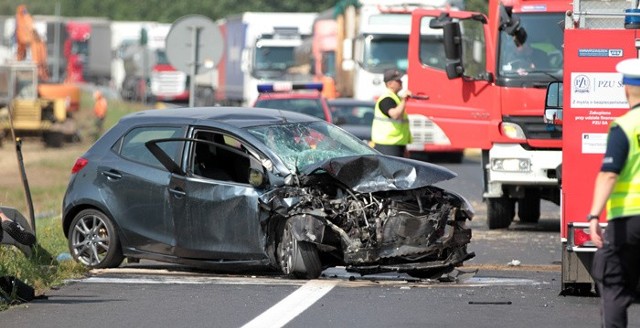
518,189,541,223
486,196,515,229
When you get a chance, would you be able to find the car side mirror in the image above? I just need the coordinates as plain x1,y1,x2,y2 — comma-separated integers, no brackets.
544,81,563,126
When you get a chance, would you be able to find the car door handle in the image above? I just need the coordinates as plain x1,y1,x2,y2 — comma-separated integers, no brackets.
102,170,122,180
169,188,186,198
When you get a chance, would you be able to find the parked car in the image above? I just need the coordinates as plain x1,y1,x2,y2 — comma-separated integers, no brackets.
62,106,474,279
328,98,375,144
253,82,333,123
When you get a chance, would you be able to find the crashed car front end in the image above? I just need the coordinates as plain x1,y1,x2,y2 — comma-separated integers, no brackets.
262,155,474,278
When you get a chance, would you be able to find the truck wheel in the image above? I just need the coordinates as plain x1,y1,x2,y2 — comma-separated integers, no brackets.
43,131,64,148
487,196,515,229
518,189,541,223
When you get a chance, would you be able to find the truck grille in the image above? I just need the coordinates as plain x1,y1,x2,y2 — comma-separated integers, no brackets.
151,71,186,96
503,116,562,140
408,115,434,145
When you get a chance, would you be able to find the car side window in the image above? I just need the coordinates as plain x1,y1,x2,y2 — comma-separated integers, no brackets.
120,126,183,169
191,131,252,184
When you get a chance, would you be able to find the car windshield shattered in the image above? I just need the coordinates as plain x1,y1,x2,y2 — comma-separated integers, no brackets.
247,121,376,171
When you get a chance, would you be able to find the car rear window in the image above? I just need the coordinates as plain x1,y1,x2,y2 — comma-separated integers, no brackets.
119,127,183,168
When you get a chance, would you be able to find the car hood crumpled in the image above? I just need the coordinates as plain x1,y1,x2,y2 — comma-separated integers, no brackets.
301,155,457,193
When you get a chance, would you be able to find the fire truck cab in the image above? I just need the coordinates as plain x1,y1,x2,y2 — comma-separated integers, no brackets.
407,0,571,229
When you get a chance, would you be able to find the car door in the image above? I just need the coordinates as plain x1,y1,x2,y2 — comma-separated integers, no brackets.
105,126,184,255
168,131,269,261
406,9,496,149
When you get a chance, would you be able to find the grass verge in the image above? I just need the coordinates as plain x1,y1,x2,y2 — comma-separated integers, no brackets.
0,91,148,307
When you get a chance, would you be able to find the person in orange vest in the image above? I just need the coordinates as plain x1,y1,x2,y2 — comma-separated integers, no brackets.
93,90,107,141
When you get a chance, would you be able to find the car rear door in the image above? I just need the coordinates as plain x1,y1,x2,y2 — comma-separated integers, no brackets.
106,126,184,255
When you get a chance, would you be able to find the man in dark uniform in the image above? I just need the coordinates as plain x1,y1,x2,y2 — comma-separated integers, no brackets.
588,58,640,328
371,69,412,157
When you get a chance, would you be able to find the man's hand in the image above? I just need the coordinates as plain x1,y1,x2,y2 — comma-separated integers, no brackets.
402,90,412,100
590,219,603,248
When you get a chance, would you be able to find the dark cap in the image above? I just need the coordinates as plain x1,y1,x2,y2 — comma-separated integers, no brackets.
383,69,403,83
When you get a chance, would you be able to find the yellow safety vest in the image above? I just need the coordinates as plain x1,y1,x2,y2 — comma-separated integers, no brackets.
371,89,412,145
607,108,640,220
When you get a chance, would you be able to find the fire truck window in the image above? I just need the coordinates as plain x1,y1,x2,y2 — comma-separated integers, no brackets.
459,19,486,78
419,35,446,70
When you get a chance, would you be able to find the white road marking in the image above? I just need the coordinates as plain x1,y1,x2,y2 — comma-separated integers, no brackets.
240,280,338,328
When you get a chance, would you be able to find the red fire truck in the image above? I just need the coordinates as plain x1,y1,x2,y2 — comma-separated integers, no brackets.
407,0,571,229
545,0,639,292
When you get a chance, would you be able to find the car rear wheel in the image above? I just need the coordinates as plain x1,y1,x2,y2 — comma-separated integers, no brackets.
68,209,124,268
486,196,515,229
277,219,322,279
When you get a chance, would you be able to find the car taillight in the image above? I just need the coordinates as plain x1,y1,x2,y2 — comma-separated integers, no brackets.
71,157,88,174
573,228,592,247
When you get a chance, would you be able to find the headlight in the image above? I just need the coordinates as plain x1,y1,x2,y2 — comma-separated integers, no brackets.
491,158,531,172
500,122,526,140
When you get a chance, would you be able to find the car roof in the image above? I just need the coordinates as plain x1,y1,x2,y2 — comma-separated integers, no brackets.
120,106,323,129
255,91,323,100
327,98,376,106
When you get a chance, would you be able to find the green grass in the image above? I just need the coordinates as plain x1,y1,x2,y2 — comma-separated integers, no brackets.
0,92,147,306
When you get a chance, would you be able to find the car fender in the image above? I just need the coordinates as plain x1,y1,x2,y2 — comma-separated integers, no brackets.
287,214,325,244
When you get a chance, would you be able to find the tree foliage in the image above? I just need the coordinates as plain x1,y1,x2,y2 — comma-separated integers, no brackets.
0,0,335,22
1,0,486,23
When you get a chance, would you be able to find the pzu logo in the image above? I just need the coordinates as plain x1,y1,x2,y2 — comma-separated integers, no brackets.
609,49,623,57
574,75,590,93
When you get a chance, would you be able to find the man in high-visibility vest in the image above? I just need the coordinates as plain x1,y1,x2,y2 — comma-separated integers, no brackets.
371,69,412,157
588,58,640,328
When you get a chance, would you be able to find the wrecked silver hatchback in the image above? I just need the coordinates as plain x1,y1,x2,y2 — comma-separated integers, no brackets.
62,107,473,279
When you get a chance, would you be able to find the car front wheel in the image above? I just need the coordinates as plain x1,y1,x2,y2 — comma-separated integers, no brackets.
68,209,124,268
277,219,322,279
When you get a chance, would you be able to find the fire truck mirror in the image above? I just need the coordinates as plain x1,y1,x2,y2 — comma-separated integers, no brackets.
544,81,563,126
443,22,463,79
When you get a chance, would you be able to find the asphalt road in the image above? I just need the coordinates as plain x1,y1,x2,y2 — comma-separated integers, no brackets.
3,154,639,328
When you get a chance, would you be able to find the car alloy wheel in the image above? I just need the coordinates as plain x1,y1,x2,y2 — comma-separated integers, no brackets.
68,209,124,268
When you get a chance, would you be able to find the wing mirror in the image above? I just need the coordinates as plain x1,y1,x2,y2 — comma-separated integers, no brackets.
544,81,563,126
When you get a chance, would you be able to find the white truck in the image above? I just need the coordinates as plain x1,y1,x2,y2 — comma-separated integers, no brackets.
114,22,188,102
219,12,317,106
335,0,457,101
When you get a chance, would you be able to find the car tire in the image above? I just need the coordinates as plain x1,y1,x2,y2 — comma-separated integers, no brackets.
518,189,541,223
277,219,322,279
487,196,515,229
68,209,124,268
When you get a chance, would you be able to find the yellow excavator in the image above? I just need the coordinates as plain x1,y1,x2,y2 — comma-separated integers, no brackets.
0,4,81,147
